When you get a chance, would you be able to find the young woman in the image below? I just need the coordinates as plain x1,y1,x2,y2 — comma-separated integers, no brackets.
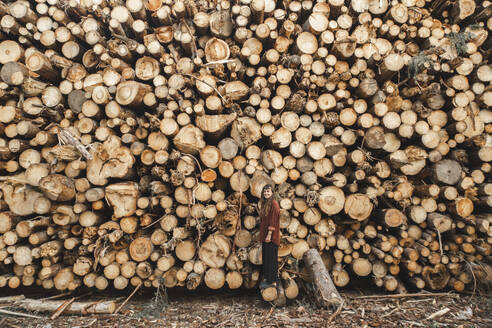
258,184,280,289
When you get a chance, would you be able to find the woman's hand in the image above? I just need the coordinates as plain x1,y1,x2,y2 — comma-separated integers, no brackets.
265,231,272,243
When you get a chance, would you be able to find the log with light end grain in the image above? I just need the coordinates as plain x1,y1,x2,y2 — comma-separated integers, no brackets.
196,113,237,138
38,174,76,202
261,286,278,301
344,193,373,221
318,186,345,215
432,160,463,186
105,182,139,218
204,267,225,290
382,209,407,228
173,125,206,155
115,81,152,107
199,234,231,268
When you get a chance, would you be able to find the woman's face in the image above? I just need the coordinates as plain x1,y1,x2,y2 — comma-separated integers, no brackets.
263,187,272,199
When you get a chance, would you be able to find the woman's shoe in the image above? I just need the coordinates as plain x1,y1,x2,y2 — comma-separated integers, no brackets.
259,279,269,289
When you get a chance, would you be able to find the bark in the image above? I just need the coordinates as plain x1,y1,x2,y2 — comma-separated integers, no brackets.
303,249,343,308
15,299,116,314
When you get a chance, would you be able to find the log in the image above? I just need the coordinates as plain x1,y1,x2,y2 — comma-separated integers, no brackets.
129,237,153,262
115,81,152,107
1,62,29,86
303,249,343,308
105,182,139,218
261,286,278,301
432,160,463,186
39,174,76,202
196,113,236,138
318,187,345,215
15,299,116,314
344,194,373,221
199,234,231,268
174,125,206,155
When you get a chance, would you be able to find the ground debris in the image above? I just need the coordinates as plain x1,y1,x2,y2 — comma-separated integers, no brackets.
0,290,490,328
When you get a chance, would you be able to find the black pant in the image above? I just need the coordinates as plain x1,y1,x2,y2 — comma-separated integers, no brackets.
262,242,278,284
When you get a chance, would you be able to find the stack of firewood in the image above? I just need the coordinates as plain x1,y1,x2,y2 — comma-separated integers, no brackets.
0,0,490,300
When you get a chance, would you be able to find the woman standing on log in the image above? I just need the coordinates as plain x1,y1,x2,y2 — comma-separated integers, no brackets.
258,184,280,289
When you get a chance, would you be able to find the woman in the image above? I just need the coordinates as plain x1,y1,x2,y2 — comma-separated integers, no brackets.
258,184,280,289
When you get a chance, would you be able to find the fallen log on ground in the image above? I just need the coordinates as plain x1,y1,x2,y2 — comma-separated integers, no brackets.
303,249,343,308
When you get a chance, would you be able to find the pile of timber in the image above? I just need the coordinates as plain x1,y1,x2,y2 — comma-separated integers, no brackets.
0,0,491,300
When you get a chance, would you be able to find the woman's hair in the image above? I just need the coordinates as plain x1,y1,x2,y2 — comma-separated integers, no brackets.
259,184,274,218
262,184,273,193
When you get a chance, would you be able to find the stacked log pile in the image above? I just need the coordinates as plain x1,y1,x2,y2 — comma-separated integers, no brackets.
0,0,491,299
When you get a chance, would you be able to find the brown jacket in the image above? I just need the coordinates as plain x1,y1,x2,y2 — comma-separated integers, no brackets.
259,200,280,246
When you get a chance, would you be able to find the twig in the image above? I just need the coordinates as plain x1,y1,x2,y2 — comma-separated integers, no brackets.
204,59,235,65
181,19,198,58
181,154,203,174
350,292,457,299
186,188,193,228
436,228,443,256
464,260,477,298
458,290,492,297
401,320,425,327
425,307,450,320
50,297,76,319
326,300,344,324
112,34,138,49
282,269,309,277
0,308,43,319
82,318,98,327
113,282,143,314
58,128,94,160
39,292,72,301
381,306,400,318
232,148,244,253
143,215,166,229
265,305,275,319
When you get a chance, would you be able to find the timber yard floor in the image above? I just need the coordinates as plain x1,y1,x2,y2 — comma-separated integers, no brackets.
0,287,491,328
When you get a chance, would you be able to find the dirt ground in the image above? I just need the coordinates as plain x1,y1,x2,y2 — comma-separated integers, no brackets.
0,288,491,328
